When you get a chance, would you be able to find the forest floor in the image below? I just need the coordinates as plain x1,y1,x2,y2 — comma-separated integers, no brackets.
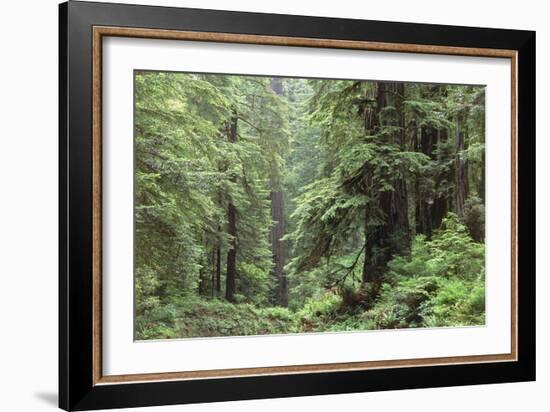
136,271,485,340
137,292,370,340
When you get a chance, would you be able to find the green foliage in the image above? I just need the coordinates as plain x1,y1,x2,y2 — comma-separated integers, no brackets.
364,214,485,329
235,262,271,306
136,305,181,340
421,278,485,327
178,299,297,337
135,71,288,313
295,292,343,331
136,215,485,339
134,72,486,339
365,277,439,328
385,214,484,281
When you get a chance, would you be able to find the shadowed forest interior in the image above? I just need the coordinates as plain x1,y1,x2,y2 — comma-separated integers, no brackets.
135,71,486,340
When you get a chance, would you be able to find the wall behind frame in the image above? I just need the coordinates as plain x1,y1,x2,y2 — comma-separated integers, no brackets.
0,0,545,411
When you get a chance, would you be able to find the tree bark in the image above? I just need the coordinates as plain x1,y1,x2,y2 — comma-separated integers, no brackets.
454,117,469,217
415,126,434,237
211,248,215,298
225,114,238,302
215,239,221,296
269,77,288,307
479,147,486,204
270,191,287,306
215,189,222,297
198,250,207,296
361,82,410,285
270,77,283,95
415,126,451,238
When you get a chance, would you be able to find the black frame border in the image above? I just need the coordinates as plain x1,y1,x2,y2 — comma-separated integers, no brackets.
59,1,535,410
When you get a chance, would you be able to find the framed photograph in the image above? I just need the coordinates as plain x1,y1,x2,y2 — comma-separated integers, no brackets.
59,1,535,410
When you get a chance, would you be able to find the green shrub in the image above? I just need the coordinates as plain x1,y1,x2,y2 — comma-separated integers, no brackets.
366,213,485,329
295,292,343,332
286,265,327,311
136,212,485,339
387,214,484,282
325,314,377,332
138,297,300,339
421,278,485,327
429,213,484,280
135,303,179,340
135,266,161,315
364,276,438,328
236,262,271,306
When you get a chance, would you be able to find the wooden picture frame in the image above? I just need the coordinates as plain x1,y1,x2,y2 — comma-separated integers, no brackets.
59,1,535,410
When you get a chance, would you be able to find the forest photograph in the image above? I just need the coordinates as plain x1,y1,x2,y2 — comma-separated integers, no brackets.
134,70,486,340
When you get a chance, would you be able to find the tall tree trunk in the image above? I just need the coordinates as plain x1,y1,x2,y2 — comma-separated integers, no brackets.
415,125,450,238
270,191,287,306
433,128,450,230
215,189,222,297
198,269,205,296
198,251,207,296
226,203,237,301
269,77,288,307
215,237,221,296
454,117,469,217
211,248,215,298
479,146,486,203
361,82,410,285
415,126,435,237
270,77,283,95
407,123,419,239
225,114,238,302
